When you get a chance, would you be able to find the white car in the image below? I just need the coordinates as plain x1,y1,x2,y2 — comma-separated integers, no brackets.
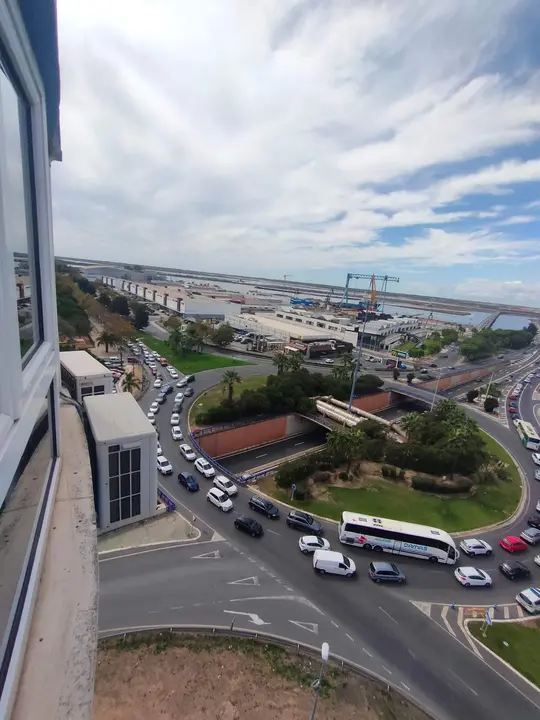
516,587,540,615
533,453,540,466
454,567,492,588
536,498,540,512
176,377,188,387
323,358,334,364
153,379,162,388
170,413,180,426
171,426,183,441
146,411,156,425
213,475,238,496
179,444,197,461
535,555,540,567
157,456,173,475
167,365,175,373
157,441,162,455
194,457,215,478
206,487,233,512
149,401,159,413
459,539,492,557
513,418,521,427
299,536,331,555
170,371,178,379
175,392,184,402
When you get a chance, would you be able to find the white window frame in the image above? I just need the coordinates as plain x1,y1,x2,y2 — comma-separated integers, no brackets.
0,0,59,449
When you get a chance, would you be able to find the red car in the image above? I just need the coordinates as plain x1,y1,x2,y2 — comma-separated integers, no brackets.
508,407,518,414
500,536,527,553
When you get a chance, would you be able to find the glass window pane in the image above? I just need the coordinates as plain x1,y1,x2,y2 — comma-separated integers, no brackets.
109,445,120,454
131,471,140,494
94,385,105,395
109,476,119,501
110,500,120,524
0,388,53,657
108,452,119,479
132,494,141,517
131,448,141,472
120,497,131,520
0,61,41,362
120,474,130,498
120,450,130,474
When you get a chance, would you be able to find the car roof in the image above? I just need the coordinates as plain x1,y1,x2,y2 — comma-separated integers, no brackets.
504,536,521,542
314,550,344,562
460,566,484,574
371,561,396,571
524,528,540,536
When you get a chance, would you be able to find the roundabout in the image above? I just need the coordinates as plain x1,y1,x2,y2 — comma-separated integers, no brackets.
99,349,540,720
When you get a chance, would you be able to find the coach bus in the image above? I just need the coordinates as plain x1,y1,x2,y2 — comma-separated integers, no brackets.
338,511,458,564
515,420,540,451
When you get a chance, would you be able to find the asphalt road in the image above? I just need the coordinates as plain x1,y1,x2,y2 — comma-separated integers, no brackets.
219,431,328,474
113,345,540,719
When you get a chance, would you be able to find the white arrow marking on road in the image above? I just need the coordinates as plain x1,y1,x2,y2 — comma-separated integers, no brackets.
190,550,221,559
223,610,270,626
227,576,260,586
288,620,319,634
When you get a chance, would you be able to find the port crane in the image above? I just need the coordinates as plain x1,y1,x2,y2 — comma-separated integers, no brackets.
339,273,399,311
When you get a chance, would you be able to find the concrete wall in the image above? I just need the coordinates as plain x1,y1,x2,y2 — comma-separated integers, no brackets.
353,391,395,413
420,366,491,392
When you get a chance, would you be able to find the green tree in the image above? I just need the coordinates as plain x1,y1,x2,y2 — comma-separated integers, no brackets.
332,353,355,382
133,306,149,330
96,330,119,354
406,372,415,384
484,396,499,413
393,369,400,381
122,371,141,395
111,296,130,317
286,352,305,372
164,315,182,330
327,427,364,473
272,351,288,375
466,389,479,403
401,412,426,439
221,370,242,402
97,292,112,307
211,323,235,347
187,321,210,353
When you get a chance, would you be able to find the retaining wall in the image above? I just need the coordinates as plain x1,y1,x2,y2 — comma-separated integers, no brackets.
420,366,492,392
198,414,318,458
352,391,396,413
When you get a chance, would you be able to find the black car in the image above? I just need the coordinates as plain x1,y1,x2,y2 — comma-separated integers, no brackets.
185,374,195,384
161,384,174,395
249,496,280,519
178,472,199,492
527,514,540,530
184,387,194,397
368,561,406,584
429,363,438,368
286,510,323,535
234,515,263,537
499,560,531,581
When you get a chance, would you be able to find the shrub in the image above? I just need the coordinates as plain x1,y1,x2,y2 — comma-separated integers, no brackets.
411,475,473,494
338,471,350,481
294,484,311,501
275,456,318,488
381,465,391,478
312,470,332,484
466,389,479,403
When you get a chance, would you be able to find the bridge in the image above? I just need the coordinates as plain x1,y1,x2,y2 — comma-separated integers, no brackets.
476,312,501,331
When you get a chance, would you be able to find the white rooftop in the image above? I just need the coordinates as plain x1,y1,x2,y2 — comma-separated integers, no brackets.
60,350,113,378
84,393,155,443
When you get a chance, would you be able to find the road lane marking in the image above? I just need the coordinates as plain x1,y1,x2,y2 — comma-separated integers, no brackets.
362,648,373,657
294,441,305,447
382,665,393,676
401,682,411,691
458,607,482,658
449,670,478,696
190,550,221,559
346,633,354,642
255,453,267,459
379,606,399,625
504,605,510,619
171,606,183,611
99,538,223,562
411,600,431,617
266,529,281,536
227,576,260,586
223,610,269,626
441,605,456,637
517,605,524,617
331,620,339,628
289,620,318,634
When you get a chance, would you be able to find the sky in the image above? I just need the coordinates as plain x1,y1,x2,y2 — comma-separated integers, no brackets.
53,0,540,306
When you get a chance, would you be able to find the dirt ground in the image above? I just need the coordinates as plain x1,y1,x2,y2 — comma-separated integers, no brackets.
94,634,431,720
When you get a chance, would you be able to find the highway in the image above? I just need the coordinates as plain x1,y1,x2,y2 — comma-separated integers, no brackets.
99,346,540,720
219,430,328,474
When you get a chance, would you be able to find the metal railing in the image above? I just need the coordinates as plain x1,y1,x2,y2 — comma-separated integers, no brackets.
157,487,176,512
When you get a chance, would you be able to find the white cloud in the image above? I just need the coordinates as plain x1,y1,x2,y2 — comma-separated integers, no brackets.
452,278,540,305
52,0,540,291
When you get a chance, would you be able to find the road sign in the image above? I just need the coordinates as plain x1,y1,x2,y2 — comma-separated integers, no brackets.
485,610,492,626
291,484,297,491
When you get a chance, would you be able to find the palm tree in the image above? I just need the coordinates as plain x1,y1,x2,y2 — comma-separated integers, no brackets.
401,412,426,440
327,427,364,473
286,352,304,372
122,371,141,395
96,330,119,354
272,351,288,375
221,370,242,402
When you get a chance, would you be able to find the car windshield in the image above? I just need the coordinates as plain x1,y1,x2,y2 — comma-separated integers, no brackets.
342,556,351,568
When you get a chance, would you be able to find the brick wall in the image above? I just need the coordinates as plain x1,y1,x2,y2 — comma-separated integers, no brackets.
199,415,289,457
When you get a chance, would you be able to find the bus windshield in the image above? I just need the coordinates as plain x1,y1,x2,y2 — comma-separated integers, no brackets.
516,421,540,450
338,511,458,565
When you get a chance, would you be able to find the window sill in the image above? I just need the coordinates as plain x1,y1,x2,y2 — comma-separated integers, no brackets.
10,404,98,720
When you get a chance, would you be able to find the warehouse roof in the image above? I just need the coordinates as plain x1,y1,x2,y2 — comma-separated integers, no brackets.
84,393,154,443
60,350,113,378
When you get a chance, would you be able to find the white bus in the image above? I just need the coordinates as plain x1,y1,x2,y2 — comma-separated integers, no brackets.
515,420,540,451
338,512,458,565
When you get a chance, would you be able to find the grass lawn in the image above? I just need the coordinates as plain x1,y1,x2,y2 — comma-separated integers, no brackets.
193,374,269,417
259,428,522,533
140,334,251,374
469,620,540,688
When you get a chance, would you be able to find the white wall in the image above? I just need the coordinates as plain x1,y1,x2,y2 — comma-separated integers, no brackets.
155,293,164,305
166,296,179,311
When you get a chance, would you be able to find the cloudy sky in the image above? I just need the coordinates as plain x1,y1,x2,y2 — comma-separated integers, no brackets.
53,0,540,305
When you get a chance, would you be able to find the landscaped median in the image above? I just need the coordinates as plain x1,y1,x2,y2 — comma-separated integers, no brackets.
140,333,252,374
468,619,540,689
256,404,523,534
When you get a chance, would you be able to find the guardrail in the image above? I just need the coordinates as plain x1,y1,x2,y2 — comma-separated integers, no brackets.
98,625,437,720
188,431,247,484
157,487,176,512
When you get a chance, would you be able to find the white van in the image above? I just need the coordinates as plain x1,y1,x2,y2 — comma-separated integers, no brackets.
313,550,356,578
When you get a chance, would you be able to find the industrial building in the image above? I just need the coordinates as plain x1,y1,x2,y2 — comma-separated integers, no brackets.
60,350,114,402
84,393,157,534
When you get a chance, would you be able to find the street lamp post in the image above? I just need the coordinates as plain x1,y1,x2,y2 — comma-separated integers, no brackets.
309,642,330,720
348,313,369,412
430,368,443,411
